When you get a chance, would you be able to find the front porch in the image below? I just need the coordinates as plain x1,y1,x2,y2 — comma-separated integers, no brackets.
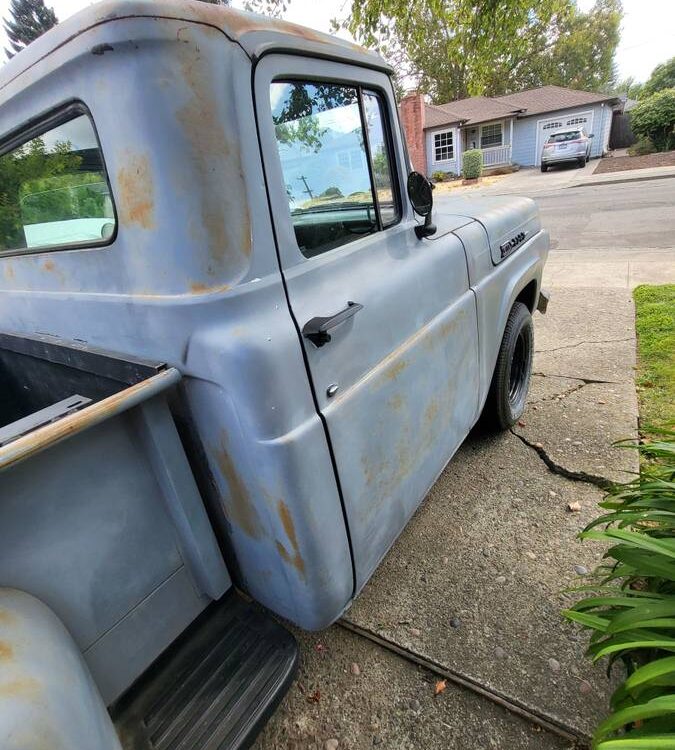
461,118,514,167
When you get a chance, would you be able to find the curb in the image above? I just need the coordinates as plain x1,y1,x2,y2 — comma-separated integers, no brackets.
567,171,675,189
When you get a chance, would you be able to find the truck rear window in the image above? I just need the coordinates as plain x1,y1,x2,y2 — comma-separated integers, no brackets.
0,110,115,255
547,131,581,143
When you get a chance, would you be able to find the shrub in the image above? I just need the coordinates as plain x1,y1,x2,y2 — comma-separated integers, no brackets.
627,137,657,156
431,170,448,182
630,89,675,152
564,433,675,749
462,149,483,179
321,186,343,198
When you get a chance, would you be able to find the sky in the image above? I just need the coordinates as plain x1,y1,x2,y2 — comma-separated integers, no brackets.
0,0,673,83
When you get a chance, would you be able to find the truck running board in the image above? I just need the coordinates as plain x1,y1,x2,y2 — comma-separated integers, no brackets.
112,591,298,750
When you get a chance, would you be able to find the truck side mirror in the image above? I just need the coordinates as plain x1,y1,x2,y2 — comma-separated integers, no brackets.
407,172,437,239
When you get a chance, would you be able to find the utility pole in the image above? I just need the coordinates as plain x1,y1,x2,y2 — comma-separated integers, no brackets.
298,175,314,199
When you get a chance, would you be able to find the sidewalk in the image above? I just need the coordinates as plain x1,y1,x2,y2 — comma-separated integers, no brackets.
543,249,675,289
568,165,675,189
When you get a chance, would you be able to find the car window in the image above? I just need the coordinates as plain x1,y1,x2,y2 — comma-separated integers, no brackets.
547,131,581,143
0,113,115,254
270,81,399,259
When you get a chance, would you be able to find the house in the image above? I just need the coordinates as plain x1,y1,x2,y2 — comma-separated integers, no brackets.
400,85,620,175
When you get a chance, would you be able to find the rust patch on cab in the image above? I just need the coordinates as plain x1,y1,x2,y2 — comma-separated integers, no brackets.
275,500,306,579
117,154,155,229
0,676,39,698
214,435,263,539
0,641,13,660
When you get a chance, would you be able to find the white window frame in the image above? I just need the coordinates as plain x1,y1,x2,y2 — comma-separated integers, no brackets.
479,121,503,149
432,129,454,163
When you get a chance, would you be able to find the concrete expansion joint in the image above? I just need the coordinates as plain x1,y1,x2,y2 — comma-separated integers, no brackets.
532,372,623,385
535,337,634,354
338,618,588,747
509,429,613,492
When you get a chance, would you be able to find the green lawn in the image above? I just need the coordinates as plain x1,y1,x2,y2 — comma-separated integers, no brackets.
633,284,675,434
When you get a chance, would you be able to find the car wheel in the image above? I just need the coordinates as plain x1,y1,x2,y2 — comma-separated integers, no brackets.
483,302,534,430
540,164,548,172
577,157,585,167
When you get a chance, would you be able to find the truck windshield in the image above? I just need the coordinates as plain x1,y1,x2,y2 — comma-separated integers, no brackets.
0,112,116,254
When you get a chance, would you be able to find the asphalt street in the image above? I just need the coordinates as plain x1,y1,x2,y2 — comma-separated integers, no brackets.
533,178,675,253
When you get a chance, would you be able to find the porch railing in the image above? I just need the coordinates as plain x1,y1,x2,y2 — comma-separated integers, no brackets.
480,144,512,167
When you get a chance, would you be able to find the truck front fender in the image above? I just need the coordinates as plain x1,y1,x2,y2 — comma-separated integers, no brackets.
0,588,122,750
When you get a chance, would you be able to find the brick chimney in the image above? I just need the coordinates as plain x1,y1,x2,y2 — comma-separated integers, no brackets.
399,91,427,175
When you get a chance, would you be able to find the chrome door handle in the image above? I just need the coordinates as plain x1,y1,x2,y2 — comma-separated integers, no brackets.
302,301,363,348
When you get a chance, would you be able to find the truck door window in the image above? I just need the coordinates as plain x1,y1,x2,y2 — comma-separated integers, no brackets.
270,81,399,258
0,111,115,255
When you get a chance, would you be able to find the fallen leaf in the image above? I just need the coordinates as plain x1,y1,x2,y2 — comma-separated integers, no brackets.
315,643,327,653
434,680,447,696
306,689,321,704
567,501,581,512
517,420,526,427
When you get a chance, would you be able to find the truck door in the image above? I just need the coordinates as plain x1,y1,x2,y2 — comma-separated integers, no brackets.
255,56,480,589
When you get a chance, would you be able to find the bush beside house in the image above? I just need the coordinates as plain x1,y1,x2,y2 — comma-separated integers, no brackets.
462,149,482,179
630,89,675,153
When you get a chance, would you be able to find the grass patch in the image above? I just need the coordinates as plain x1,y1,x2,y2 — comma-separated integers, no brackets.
633,285,675,435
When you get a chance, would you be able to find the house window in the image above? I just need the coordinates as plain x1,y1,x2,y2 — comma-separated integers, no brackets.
543,121,562,130
566,116,588,126
433,131,453,162
337,148,364,171
480,123,502,148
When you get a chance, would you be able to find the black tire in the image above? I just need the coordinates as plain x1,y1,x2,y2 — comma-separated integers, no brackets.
483,302,534,430
540,164,548,172
577,157,585,167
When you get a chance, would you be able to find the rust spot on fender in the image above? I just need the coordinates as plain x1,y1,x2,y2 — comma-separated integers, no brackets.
0,677,39,698
0,610,15,625
384,359,408,382
214,436,263,539
0,642,13,660
275,500,306,579
117,154,155,229
3,264,15,281
189,282,231,295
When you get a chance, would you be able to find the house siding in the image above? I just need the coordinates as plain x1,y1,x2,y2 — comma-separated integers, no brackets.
425,125,461,177
512,102,613,166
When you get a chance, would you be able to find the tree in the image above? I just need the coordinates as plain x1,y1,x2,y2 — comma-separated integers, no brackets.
3,0,58,60
338,0,622,103
630,88,675,152
614,76,643,100
642,57,675,98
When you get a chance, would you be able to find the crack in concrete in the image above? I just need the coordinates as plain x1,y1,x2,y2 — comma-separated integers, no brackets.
510,429,612,492
535,337,633,354
530,380,588,405
532,372,622,385
338,618,587,747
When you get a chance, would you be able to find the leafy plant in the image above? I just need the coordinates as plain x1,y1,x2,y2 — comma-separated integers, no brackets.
628,138,657,157
642,58,675,99
431,170,448,182
630,89,675,153
564,434,675,749
462,149,483,180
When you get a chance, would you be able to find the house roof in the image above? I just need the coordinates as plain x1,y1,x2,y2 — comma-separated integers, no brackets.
423,85,618,130
495,85,617,117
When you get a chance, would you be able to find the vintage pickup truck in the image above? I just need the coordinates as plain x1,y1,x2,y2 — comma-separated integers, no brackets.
0,2,549,747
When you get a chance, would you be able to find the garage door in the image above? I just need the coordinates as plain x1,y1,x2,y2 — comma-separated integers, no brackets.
535,110,593,165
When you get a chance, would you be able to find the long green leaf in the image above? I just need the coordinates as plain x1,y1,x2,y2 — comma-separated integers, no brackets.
594,695,675,742
608,603,675,634
625,657,675,695
582,529,675,560
597,737,675,749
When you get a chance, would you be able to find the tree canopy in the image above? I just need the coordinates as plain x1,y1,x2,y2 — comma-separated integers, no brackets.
336,0,622,103
642,57,675,99
3,0,58,59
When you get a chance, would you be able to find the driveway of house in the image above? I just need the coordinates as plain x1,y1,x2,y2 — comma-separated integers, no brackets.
253,174,672,750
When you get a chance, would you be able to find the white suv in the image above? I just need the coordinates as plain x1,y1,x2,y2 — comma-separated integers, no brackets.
541,128,593,172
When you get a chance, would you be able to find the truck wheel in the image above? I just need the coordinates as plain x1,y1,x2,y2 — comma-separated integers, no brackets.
540,164,548,172
484,302,534,430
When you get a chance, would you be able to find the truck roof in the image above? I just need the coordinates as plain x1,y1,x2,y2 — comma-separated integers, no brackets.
0,0,389,96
